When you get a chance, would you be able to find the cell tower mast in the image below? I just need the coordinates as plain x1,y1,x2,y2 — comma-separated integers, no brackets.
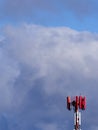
67,96,86,130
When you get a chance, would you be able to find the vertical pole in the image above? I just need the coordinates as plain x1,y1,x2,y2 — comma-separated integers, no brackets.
74,110,81,130
76,111,78,130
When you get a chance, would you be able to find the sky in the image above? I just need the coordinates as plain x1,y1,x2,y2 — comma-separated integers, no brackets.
0,0,98,130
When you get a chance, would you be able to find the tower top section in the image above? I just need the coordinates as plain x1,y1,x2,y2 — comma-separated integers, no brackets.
67,96,86,112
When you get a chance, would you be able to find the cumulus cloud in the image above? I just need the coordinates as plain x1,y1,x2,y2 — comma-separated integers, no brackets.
0,24,98,129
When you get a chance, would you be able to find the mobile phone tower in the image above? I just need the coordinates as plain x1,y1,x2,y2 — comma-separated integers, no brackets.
67,96,86,130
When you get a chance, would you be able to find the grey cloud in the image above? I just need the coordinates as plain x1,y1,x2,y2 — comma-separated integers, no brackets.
0,47,20,111
1,0,57,19
0,24,98,129
36,123,60,130
0,0,97,20
61,0,94,18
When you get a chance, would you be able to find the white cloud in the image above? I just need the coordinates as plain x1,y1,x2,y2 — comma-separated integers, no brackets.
0,24,98,130
3,24,98,95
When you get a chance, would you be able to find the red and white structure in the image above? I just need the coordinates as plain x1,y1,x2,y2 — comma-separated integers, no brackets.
67,96,86,130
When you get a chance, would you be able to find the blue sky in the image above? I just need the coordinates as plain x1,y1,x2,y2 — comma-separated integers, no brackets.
0,0,98,130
